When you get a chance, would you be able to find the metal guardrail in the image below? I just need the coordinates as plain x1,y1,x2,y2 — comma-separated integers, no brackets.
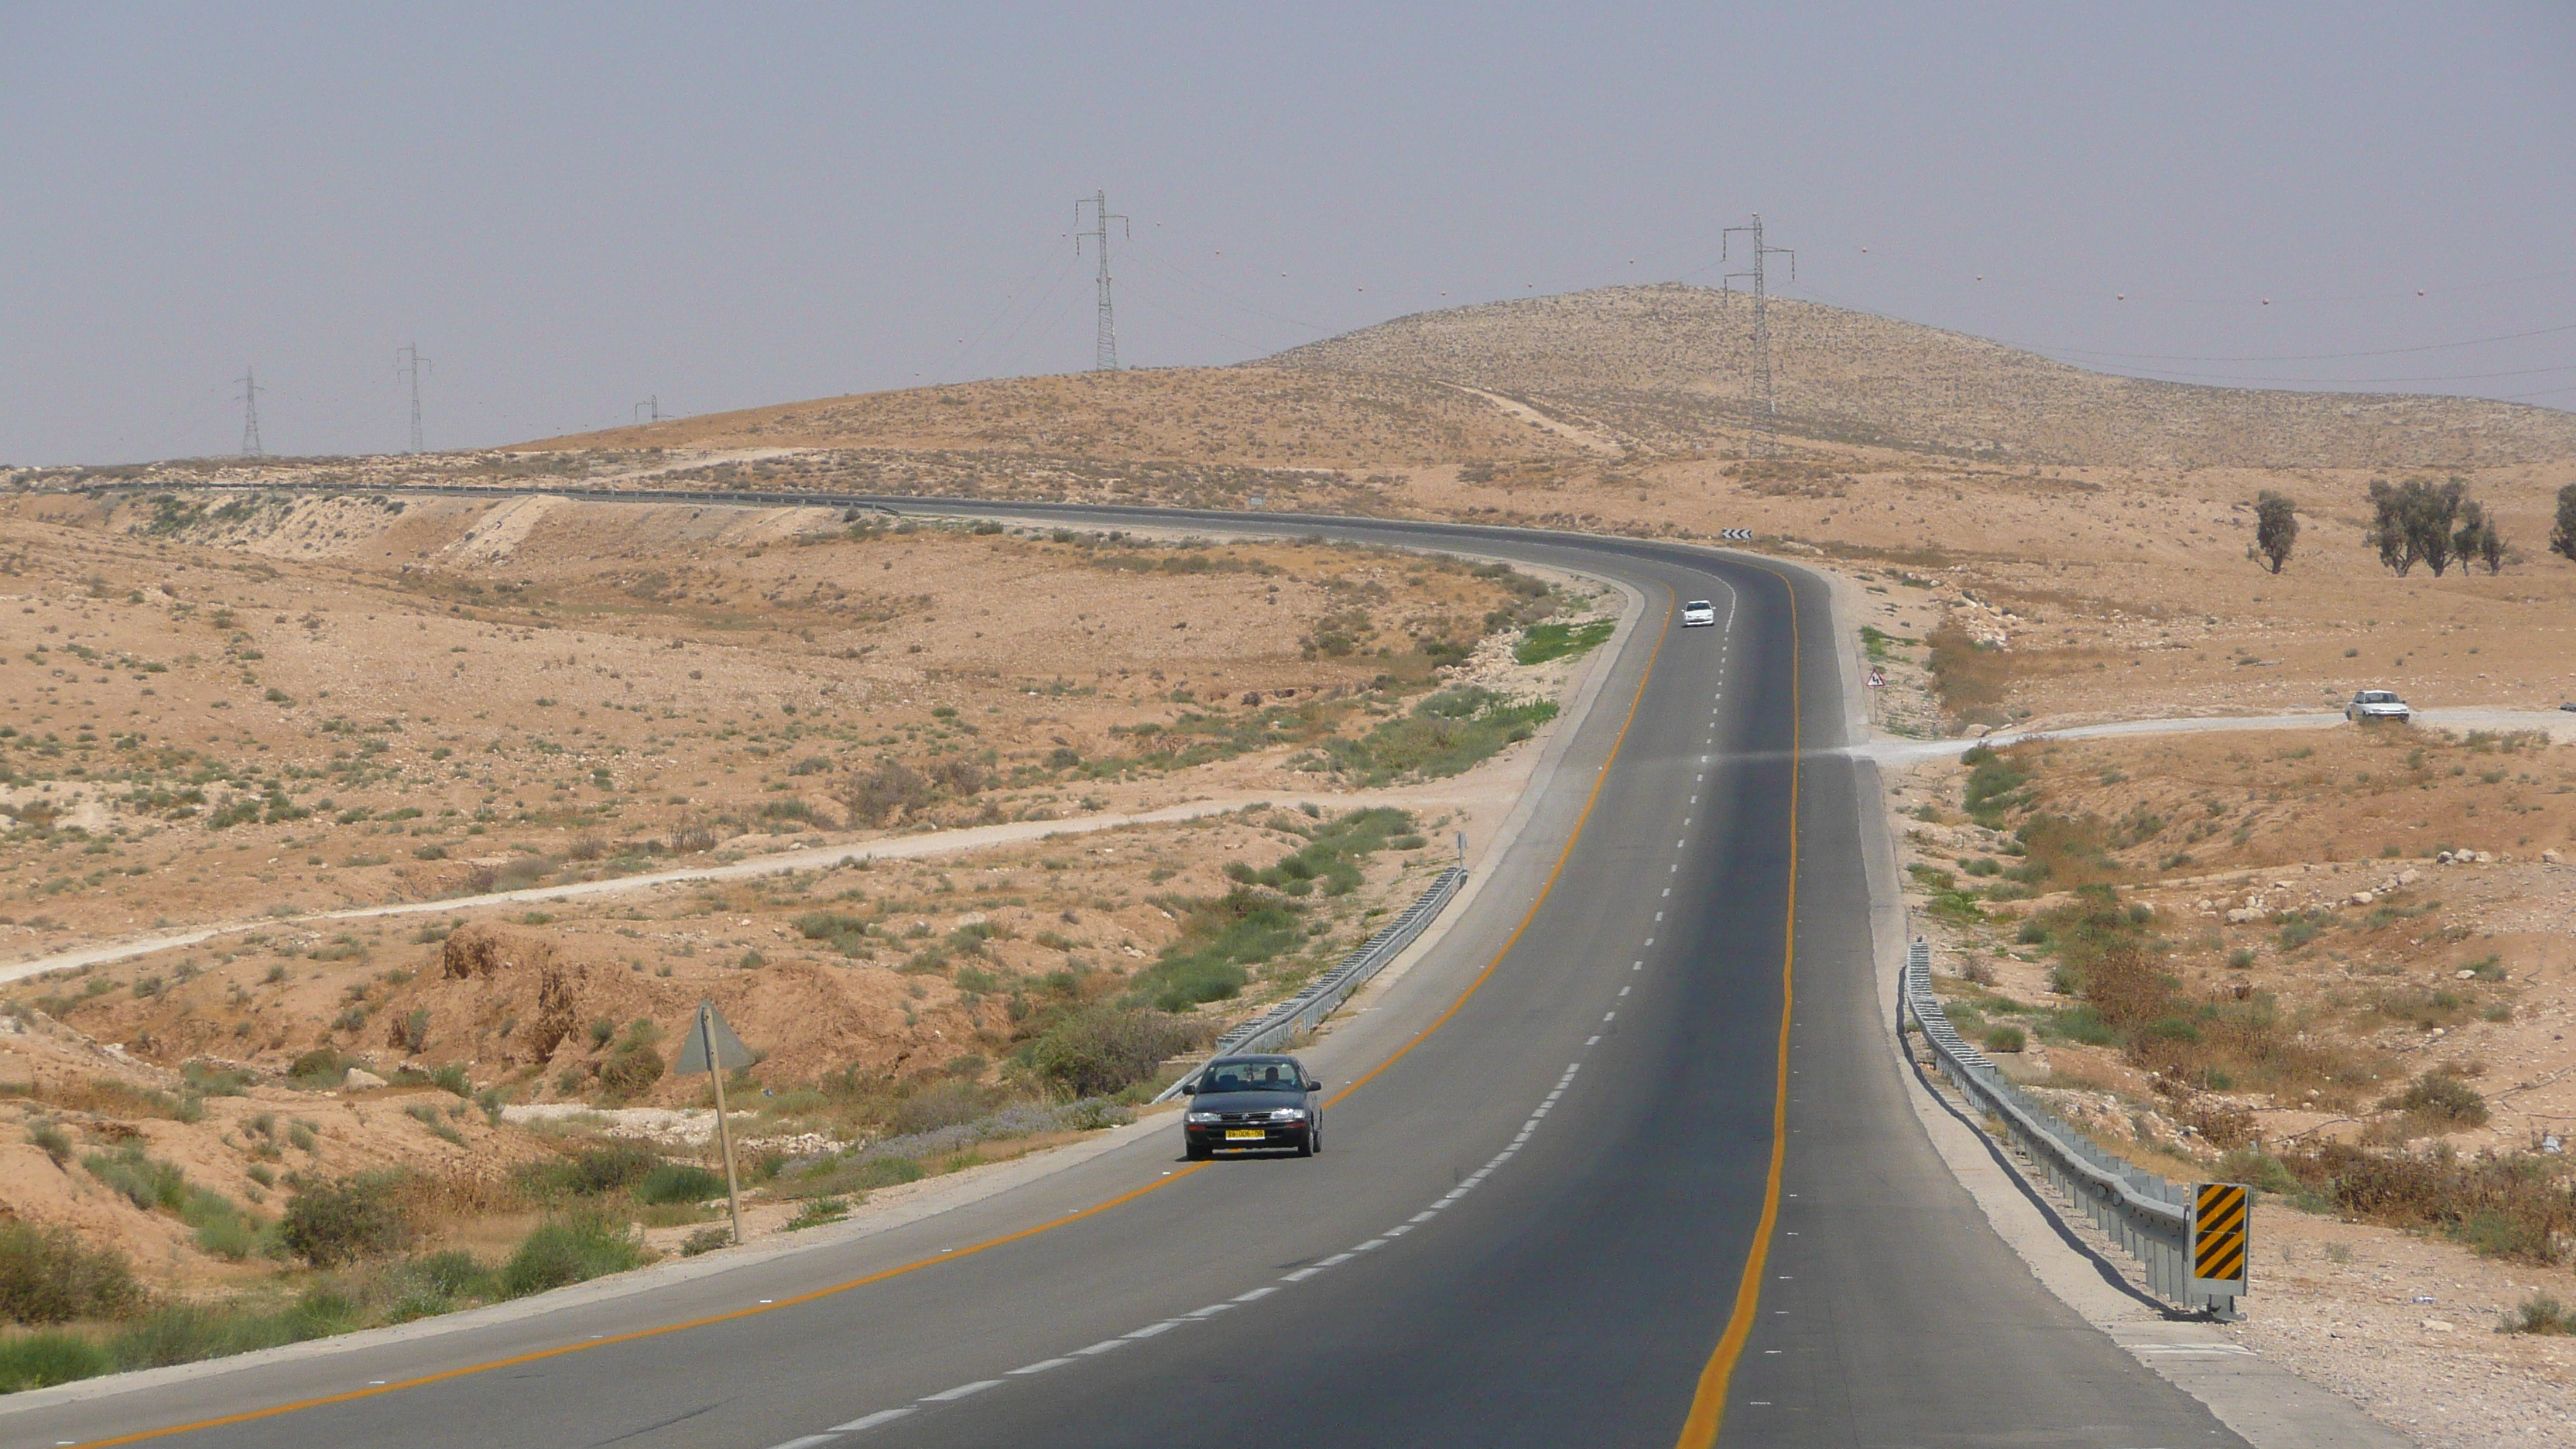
1154,866,1468,1102
1901,940,2239,1314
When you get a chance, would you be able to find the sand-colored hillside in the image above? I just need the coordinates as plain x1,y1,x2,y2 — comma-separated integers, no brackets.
516,367,1583,471
1269,285,2576,470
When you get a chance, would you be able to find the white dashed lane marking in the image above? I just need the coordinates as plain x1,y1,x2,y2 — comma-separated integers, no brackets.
920,1381,1002,1402
814,1062,1596,1434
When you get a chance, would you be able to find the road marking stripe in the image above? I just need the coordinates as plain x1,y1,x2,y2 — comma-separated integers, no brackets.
768,1436,840,1449
1185,1303,1235,1317
1410,1211,1437,1222
921,1380,1002,1402
1125,1321,1181,1338
1009,1358,1074,1375
1586,1034,1601,1044
1279,1268,1323,1281
1072,1339,1129,1355
1674,562,1804,1449
831,1407,917,1430
1322,594,1671,1108
1233,1286,1279,1302
1317,1252,1356,1266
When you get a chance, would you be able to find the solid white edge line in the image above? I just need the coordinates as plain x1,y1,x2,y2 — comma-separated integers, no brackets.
1008,1358,1074,1375
1125,1321,1182,1338
1185,1303,1235,1317
1073,1339,1129,1355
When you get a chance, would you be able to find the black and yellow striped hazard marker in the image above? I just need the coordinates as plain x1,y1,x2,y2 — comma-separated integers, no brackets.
2191,1182,2250,1289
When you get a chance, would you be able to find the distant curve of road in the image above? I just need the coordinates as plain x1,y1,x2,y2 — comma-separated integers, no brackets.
6,496,2250,1449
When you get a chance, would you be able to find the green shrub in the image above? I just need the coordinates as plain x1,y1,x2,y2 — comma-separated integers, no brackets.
279,1176,409,1266
597,1045,665,1101
82,1142,187,1212
1023,1006,1205,1098
2499,1294,2573,1335
0,1331,110,1391
1513,619,1613,666
680,1226,732,1257
1130,889,1304,1011
0,1223,142,1324
518,1142,661,1199
26,1122,70,1168
1981,1025,2026,1053
499,1214,649,1298
785,1197,850,1230
632,1163,724,1207
2393,1072,2489,1126
2215,1148,2301,1197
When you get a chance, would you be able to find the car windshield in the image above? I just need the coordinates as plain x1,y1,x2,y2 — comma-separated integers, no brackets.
2358,692,2398,703
1686,601,1712,611
1202,1062,1303,1094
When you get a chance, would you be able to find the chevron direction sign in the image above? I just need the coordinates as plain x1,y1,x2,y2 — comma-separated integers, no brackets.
1717,529,1752,541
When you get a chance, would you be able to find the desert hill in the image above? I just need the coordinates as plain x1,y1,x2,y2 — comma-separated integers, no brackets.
516,365,1582,472
512,285,2576,474
1266,285,2576,471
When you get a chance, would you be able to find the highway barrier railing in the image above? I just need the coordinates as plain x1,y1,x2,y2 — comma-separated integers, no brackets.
1901,940,2243,1316
1155,866,1467,1102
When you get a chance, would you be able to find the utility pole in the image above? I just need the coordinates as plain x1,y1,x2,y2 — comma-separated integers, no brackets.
1074,190,1129,372
236,367,265,458
1721,215,1795,457
633,395,662,425
394,343,432,454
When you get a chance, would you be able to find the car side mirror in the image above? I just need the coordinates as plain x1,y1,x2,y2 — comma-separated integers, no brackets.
1180,1081,1197,1095
1305,1079,1322,1091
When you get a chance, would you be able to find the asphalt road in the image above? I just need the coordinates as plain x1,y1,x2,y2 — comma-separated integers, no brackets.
6,501,2249,1449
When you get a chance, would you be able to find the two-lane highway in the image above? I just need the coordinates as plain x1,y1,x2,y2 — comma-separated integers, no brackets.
5,501,2249,1448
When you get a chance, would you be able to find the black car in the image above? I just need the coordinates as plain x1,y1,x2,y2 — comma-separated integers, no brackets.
1180,1054,1323,1160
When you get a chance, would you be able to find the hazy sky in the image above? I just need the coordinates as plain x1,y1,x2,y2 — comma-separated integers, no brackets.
5,3,2571,464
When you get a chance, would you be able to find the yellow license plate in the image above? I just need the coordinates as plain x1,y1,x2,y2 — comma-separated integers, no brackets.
1225,1129,1266,1140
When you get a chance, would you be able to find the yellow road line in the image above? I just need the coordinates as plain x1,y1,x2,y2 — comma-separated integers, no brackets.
1328,593,1673,1108
1674,564,1802,1449
67,591,1680,1449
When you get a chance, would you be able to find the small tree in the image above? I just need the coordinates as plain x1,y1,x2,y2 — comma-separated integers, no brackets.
2366,479,2419,575
2552,482,2576,563
2250,492,2297,574
281,1176,409,1266
2414,478,2467,576
2478,521,2506,574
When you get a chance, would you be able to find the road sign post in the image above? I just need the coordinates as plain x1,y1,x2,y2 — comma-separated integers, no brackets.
676,1000,757,1245
2190,1181,2250,1315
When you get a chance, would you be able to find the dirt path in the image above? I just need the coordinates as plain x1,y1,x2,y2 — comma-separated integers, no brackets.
1855,706,2576,765
0,785,1487,989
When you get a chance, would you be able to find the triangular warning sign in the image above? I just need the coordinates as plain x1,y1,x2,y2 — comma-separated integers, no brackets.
673,1000,755,1075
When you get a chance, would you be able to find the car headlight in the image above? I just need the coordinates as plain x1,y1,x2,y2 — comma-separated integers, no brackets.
1267,1108,1308,1122
1186,1112,1221,1124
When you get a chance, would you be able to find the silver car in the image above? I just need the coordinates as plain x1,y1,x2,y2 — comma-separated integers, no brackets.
2345,689,2410,723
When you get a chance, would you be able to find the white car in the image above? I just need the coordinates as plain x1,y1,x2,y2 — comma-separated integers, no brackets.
2345,689,2410,723
1681,599,1716,628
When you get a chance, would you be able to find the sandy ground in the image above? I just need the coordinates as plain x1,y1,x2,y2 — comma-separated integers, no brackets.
0,490,1616,1292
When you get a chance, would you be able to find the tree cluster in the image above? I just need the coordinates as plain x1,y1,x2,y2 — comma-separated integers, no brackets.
2553,482,2576,564
2365,477,2506,577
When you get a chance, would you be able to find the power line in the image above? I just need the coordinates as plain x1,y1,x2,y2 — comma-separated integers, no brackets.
1074,191,1130,372
1722,214,1793,457
394,343,432,454
235,366,264,457
633,396,664,424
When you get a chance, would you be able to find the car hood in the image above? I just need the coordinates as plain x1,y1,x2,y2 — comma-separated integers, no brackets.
1190,1090,1308,1113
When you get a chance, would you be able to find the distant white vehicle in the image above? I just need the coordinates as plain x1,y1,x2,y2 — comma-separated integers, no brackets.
2345,689,2410,723
1681,599,1716,628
